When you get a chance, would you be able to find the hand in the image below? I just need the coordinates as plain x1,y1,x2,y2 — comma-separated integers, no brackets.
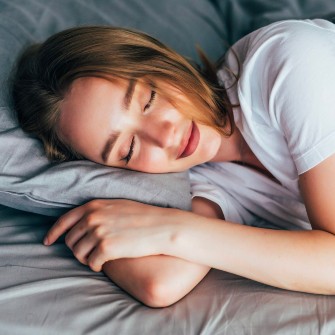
43,199,182,272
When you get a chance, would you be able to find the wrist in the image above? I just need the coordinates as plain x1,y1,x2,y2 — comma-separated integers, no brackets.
162,209,208,261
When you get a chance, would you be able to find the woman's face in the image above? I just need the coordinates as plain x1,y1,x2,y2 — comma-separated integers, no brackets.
58,77,222,173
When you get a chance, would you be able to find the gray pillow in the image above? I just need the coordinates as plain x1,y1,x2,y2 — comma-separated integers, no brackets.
0,0,228,216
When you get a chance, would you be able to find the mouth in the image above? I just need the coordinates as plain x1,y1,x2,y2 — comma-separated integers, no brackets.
177,121,200,159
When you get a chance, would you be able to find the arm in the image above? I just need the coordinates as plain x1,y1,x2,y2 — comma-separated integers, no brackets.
46,197,222,307
167,154,335,294
45,154,335,295
102,197,222,307
102,255,207,308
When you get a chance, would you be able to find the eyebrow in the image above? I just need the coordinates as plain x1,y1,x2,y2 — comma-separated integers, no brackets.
101,80,136,163
101,131,120,163
123,79,136,111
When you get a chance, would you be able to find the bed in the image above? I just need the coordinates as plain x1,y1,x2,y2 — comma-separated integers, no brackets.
1,1,335,334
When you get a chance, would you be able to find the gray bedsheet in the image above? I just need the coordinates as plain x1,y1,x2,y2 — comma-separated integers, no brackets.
1,204,335,335
2,0,335,334
2,204,335,335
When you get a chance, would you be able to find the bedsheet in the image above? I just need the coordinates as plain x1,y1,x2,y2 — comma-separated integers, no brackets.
1,204,335,335
2,0,335,334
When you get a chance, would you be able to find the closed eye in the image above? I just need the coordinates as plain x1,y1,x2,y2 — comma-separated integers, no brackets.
121,136,135,166
144,90,156,111
121,88,155,166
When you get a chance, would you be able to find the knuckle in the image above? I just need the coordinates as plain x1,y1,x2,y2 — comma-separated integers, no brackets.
88,259,95,269
92,226,105,239
84,213,97,227
89,264,98,272
87,199,104,209
72,244,87,265
88,240,114,271
73,249,85,264
88,258,100,272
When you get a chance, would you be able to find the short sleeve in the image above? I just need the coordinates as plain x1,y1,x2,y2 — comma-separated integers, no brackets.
240,19,335,174
189,171,254,225
190,162,311,230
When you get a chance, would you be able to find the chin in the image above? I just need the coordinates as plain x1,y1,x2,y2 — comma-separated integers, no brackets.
197,145,219,164
197,129,221,163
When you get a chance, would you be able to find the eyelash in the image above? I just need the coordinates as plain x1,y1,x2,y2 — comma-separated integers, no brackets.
122,137,135,166
144,90,156,111
122,90,156,165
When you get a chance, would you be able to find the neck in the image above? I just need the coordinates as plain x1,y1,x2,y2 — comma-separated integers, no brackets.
211,128,279,183
210,128,244,163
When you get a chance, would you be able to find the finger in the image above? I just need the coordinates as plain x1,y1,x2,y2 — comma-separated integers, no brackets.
44,206,86,245
66,223,106,265
71,233,97,266
87,241,114,272
64,218,90,251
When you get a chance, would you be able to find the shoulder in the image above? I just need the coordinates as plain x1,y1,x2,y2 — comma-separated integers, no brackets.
239,19,335,175
219,19,335,108
242,19,335,57
235,19,335,122
228,19,335,79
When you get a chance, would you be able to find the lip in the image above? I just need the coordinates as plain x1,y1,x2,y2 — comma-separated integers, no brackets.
177,121,200,159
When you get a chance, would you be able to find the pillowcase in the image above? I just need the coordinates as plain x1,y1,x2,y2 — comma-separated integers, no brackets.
0,0,228,216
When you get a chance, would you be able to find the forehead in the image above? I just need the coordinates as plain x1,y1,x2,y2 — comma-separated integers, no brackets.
61,75,128,116
65,76,128,100
57,76,128,157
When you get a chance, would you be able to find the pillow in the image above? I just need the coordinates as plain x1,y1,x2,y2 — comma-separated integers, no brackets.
213,0,335,45
0,0,228,216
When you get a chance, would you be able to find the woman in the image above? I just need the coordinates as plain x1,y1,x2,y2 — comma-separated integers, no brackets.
12,19,335,308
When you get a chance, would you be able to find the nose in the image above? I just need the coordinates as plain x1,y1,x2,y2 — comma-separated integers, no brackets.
138,119,175,148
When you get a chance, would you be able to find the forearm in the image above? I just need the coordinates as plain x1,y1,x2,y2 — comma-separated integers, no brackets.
101,197,219,307
102,256,210,307
167,216,335,294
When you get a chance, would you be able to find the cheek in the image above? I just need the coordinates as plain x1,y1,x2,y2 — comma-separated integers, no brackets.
134,148,169,173
198,126,221,158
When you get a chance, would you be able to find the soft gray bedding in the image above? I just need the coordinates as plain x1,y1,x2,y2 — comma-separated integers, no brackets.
1,0,335,334
2,204,335,335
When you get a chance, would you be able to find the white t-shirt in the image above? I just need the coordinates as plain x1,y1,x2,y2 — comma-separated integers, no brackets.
189,19,335,231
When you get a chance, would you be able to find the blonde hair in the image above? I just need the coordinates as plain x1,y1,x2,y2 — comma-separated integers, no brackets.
12,26,236,162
